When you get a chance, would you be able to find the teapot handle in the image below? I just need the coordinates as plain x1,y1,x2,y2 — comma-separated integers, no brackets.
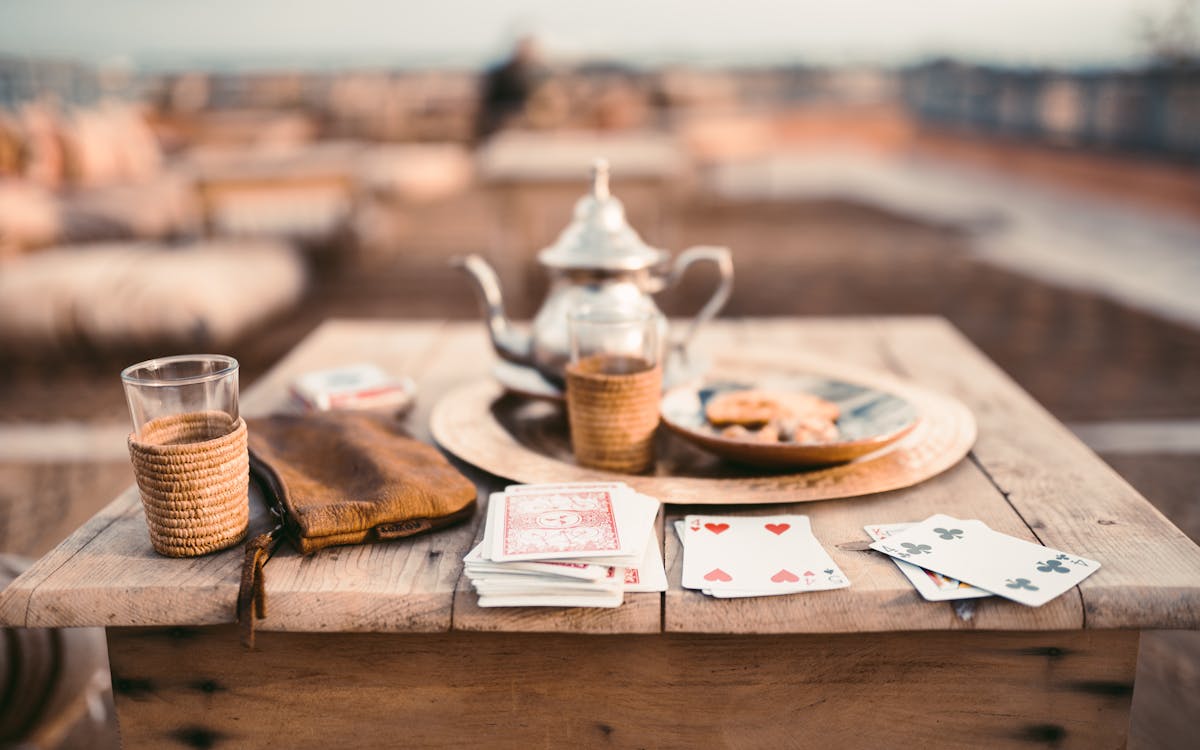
666,245,734,359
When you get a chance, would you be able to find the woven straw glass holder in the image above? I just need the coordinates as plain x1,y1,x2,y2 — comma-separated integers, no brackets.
127,411,249,557
566,360,662,474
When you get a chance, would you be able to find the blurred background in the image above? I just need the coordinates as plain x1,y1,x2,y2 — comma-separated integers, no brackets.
0,1,1197,747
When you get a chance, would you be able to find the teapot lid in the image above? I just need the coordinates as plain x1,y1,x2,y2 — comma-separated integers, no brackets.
538,159,669,271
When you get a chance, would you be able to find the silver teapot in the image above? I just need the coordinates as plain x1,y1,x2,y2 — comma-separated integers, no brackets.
456,160,733,385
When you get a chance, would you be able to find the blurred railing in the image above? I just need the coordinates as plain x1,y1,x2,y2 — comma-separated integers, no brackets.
901,60,1200,158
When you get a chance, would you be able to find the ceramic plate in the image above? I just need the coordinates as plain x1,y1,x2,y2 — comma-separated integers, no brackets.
660,376,919,468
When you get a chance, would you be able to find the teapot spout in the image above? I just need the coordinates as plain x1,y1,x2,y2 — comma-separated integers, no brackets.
451,254,533,366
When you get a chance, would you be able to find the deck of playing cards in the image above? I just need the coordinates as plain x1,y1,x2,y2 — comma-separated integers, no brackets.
463,482,667,608
676,515,850,598
867,514,1101,606
290,363,416,412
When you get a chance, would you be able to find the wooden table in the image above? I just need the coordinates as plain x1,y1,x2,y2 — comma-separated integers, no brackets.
3,318,1199,749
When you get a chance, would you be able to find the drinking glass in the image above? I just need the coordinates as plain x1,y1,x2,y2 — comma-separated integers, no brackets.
121,354,239,440
120,354,248,557
565,307,662,473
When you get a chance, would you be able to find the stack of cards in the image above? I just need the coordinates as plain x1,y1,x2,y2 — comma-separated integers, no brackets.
464,482,667,608
676,515,850,598
290,363,415,412
867,514,1101,606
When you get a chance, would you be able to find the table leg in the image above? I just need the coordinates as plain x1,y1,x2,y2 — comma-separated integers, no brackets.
107,627,1137,749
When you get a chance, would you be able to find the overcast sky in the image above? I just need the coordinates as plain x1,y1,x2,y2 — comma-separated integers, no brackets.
0,0,1187,70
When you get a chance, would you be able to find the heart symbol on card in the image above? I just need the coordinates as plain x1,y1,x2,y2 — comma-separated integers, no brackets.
803,570,814,577
704,568,733,582
704,523,730,535
764,523,790,536
770,569,800,583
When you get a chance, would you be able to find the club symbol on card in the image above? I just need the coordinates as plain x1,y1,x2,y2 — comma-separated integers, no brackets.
1036,559,1070,574
704,568,733,582
1005,578,1039,591
764,523,790,536
901,542,932,555
704,523,730,535
934,527,964,540
771,569,800,583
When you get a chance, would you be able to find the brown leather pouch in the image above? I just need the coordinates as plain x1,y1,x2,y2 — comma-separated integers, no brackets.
236,412,477,647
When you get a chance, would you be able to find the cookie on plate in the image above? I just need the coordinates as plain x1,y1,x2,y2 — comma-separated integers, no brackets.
706,389,840,427
705,389,781,427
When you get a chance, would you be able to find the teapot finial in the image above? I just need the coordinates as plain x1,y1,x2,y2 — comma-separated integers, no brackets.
591,158,610,200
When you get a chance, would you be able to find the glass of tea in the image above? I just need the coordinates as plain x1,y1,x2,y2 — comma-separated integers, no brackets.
121,354,240,440
565,306,662,473
121,354,249,557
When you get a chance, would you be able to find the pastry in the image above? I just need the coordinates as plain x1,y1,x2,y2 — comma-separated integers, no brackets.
705,389,839,427
720,422,781,443
774,392,840,423
705,389,786,427
778,415,840,444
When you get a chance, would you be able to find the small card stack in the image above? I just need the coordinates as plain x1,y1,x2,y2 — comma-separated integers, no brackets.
290,363,416,412
464,482,667,608
866,514,1101,606
676,515,850,598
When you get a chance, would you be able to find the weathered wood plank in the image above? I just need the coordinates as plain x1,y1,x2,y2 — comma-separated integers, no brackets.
5,318,1199,636
107,625,1137,750
875,317,1200,630
240,319,447,423
0,491,141,627
664,318,1081,633
0,320,459,631
242,320,478,633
